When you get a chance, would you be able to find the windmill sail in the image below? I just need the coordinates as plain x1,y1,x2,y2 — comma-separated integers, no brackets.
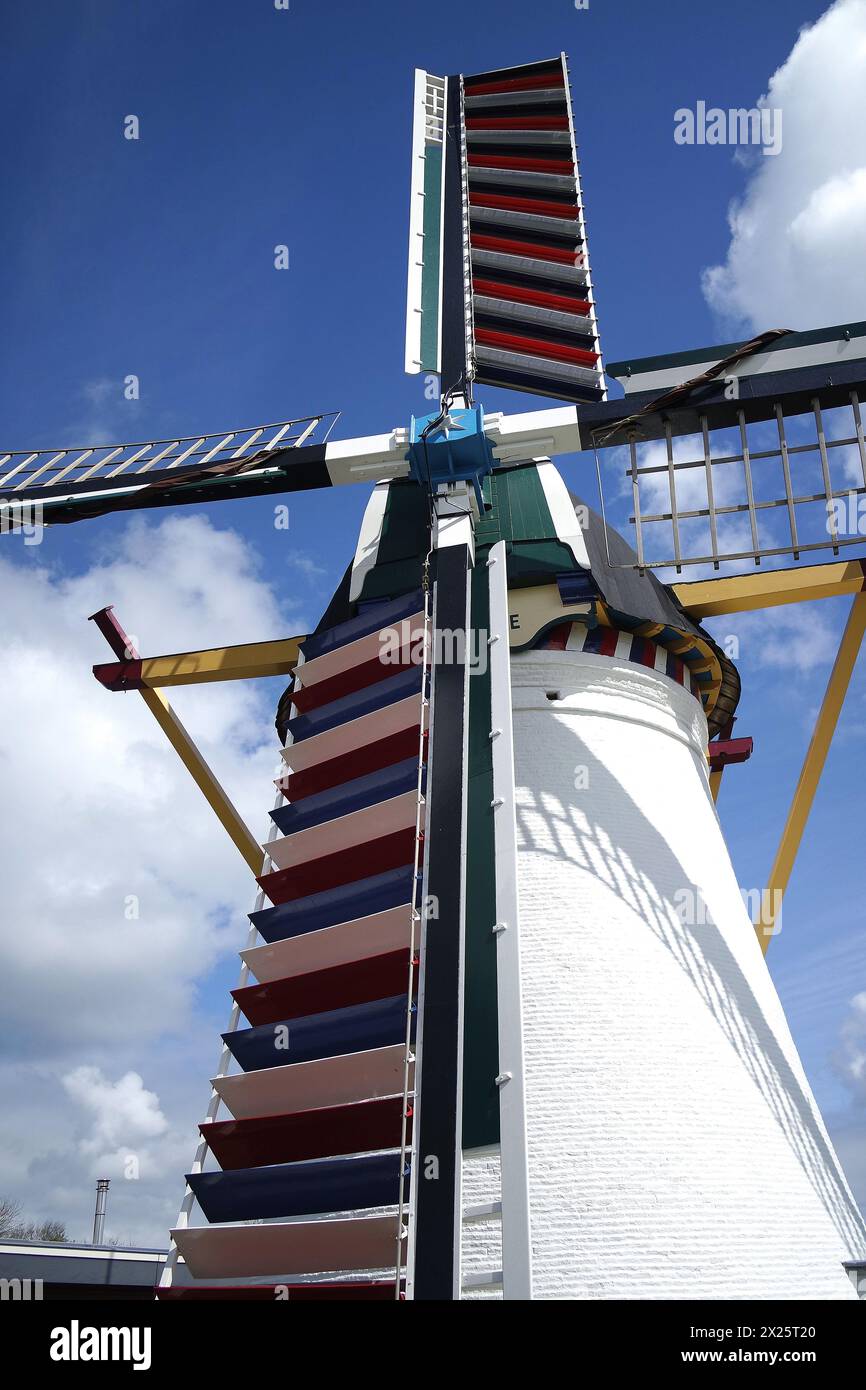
405,55,606,405
0,415,340,525
596,320,866,571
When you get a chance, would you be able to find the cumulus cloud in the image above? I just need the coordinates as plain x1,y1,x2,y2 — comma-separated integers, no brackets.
736,605,841,673
702,0,866,331
62,1067,171,1175
0,513,315,1242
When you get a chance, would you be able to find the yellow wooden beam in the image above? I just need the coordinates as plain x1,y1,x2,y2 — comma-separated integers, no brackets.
674,560,865,619
758,591,866,953
709,768,723,803
89,607,266,875
136,635,305,688
140,687,264,875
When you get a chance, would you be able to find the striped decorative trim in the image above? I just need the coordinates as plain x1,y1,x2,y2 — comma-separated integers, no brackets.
170,1215,403,1282
224,995,414,1073
186,1154,408,1225
536,620,707,705
170,596,428,1286
200,1095,410,1170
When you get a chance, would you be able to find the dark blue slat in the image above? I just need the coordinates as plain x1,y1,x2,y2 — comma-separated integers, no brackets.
249,865,419,943
474,365,605,405
301,590,425,662
286,667,424,743
270,758,426,836
187,1154,409,1224
224,995,415,1072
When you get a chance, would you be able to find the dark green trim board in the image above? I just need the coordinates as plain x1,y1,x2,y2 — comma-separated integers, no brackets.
356,480,428,603
476,464,554,548
419,143,444,373
355,465,587,606
413,544,471,1301
440,75,470,394
462,562,501,1150
475,464,580,589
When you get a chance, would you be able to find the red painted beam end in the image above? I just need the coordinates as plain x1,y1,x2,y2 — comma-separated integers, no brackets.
92,659,145,692
88,605,140,660
709,736,754,771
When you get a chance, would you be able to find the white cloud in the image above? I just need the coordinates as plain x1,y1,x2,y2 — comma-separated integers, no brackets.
61,1067,177,1180
706,602,842,674
837,991,866,1099
285,550,328,579
702,0,866,331
0,513,314,1242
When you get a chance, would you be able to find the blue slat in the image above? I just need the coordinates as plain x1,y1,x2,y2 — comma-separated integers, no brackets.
249,865,419,943
224,995,415,1071
286,667,424,743
301,590,424,662
270,758,426,836
188,1154,409,1223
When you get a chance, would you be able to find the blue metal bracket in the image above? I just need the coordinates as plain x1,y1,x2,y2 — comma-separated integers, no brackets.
407,404,497,511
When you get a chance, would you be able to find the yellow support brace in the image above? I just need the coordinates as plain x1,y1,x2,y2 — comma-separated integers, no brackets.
90,606,266,875
758,591,866,953
674,559,865,619
133,636,304,688
140,687,265,874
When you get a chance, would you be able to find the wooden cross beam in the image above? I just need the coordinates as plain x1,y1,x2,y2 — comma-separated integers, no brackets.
89,607,268,875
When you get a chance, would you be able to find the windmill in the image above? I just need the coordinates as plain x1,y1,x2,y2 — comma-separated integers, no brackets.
5,52,866,1301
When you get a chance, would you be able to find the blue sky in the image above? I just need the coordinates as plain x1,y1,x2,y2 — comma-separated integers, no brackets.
1,0,865,1242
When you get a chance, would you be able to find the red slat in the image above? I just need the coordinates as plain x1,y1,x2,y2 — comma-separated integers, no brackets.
200,1095,410,1169
472,277,591,316
466,115,569,131
291,654,416,714
542,623,570,651
283,726,426,801
469,191,579,219
464,72,564,97
474,326,598,367
471,232,582,266
598,627,619,658
258,828,422,904
468,152,573,174
233,949,415,1025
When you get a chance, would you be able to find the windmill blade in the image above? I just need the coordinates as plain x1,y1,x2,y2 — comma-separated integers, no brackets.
0,400,599,532
589,319,866,572
0,413,423,529
405,55,606,406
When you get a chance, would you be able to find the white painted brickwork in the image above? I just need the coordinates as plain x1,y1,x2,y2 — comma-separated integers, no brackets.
509,650,866,1300
460,1144,503,1299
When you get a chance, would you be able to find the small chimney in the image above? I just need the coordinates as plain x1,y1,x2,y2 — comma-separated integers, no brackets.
92,1179,110,1245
